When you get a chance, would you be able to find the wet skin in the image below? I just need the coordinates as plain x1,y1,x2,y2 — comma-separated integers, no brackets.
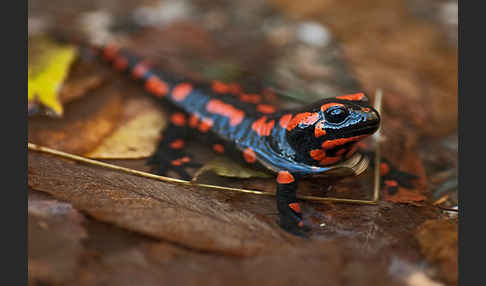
96,43,392,236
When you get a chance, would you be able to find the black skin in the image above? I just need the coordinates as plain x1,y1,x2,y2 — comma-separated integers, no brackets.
276,177,313,236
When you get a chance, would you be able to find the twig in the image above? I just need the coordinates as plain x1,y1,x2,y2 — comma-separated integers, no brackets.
28,142,379,205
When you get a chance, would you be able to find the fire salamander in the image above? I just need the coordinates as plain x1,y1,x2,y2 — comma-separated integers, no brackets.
90,43,416,236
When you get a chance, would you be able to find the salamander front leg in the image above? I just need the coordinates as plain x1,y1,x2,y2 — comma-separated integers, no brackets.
276,171,309,236
146,112,201,180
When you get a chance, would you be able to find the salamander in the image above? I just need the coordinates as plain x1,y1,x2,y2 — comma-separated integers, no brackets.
87,42,415,236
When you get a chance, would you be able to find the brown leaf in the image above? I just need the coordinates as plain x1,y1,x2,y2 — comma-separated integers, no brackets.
28,151,292,256
28,190,87,285
384,188,427,204
59,59,109,105
193,156,272,181
382,148,429,204
415,219,458,285
28,83,124,155
86,96,166,159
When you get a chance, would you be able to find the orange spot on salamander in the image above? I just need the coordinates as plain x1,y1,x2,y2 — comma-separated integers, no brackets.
321,135,367,150
169,139,185,149
385,180,398,187
113,56,128,71
145,76,169,97
239,93,261,104
171,156,190,166
132,62,149,79
257,104,276,114
336,93,365,101
243,148,257,163
380,162,390,176
310,149,326,161
279,114,293,128
212,81,230,93
213,144,224,154
262,88,277,102
335,148,347,156
102,44,119,61
206,99,245,126
198,117,214,133
181,156,190,163
320,103,345,112
319,155,342,166
172,83,192,101
227,83,242,94
345,143,359,158
171,113,187,126
212,81,241,94
310,149,342,165
189,114,200,128
288,203,301,213
277,171,295,184
286,112,319,131
251,116,275,136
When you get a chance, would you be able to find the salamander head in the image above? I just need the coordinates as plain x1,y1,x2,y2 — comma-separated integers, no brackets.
284,93,380,166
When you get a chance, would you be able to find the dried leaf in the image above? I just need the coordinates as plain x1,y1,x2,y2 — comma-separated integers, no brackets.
28,151,290,256
86,96,166,159
382,149,429,204
28,84,124,155
58,59,109,105
28,37,78,116
384,187,427,204
193,156,272,181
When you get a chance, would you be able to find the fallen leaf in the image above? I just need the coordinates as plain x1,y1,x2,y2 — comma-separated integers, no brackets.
384,187,427,205
86,96,166,159
382,147,429,204
193,156,272,181
28,83,124,155
58,59,109,105
28,151,291,256
28,36,78,116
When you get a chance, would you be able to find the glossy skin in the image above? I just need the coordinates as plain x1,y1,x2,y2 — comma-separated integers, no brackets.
98,44,382,235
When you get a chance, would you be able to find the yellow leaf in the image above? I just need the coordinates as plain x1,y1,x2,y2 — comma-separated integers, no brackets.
193,156,272,180
86,110,166,159
28,37,78,116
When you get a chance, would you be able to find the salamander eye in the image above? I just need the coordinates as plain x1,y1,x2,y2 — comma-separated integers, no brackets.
325,106,348,123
